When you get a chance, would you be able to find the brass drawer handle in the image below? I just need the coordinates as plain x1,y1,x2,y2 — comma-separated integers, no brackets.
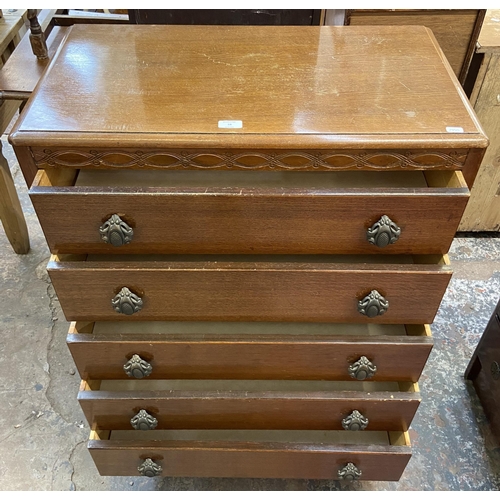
124,354,153,379
348,356,377,380
342,410,369,431
138,458,162,477
99,214,133,247
112,287,143,315
358,290,389,318
338,462,362,481
367,215,401,248
131,409,158,430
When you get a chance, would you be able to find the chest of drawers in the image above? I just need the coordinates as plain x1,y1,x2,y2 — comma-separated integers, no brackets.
10,24,487,482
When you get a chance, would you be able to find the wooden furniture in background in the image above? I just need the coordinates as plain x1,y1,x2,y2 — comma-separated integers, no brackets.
0,9,29,253
465,296,500,443
11,25,487,480
459,10,500,231
128,9,324,25
0,7,127,254
344,9,486,86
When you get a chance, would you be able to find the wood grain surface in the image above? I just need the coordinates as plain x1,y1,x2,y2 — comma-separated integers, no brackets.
78,379,420,431
477,10,500,53
49,255,451,323
67,322,432,382
459,53,500,231
346,9,484,83
88,430,411,479
9,24,486,151
29,168,469,255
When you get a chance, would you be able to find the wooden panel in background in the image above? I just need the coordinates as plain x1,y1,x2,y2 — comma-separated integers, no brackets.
459,11,500,231
345,9,485,84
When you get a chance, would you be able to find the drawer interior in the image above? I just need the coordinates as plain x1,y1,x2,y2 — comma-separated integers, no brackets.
92,429,410,446
54,253,450,266
89,379,417,393
34,167,468,191
84,320,427,337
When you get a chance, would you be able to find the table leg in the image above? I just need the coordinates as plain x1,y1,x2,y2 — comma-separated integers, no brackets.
0,139,29,253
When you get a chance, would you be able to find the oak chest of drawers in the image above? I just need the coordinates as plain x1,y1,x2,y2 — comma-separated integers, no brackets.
10,24,487,482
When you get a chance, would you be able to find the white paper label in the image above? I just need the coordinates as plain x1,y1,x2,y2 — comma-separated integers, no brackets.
446,127,464,133
218,120,243,129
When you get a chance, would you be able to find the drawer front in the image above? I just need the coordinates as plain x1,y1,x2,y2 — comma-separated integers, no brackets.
78,379,420,432
48,257,451,323
88,429,411,480
30,169,469,255
67,323,433,382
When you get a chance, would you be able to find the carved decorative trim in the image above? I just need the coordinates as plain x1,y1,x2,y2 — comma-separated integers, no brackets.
32,148,468,171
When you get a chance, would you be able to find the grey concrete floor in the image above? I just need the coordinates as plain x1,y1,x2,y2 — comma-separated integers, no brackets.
0,134,500,491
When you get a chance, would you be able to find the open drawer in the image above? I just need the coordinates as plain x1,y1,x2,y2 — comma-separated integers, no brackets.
78,378,420,432
49,253,451,323
87,428,412,480
30,168,469,255
67,321,433,382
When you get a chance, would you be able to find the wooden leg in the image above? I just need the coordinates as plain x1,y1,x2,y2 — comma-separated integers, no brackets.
0,139,30,253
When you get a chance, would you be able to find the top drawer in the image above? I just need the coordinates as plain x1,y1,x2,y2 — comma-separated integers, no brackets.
30,168,469,255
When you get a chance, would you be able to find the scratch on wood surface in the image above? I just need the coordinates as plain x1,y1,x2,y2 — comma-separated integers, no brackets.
399,81,412,92
201,53,237,67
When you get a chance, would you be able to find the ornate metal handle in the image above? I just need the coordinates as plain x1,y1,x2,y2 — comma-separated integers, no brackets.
112,287,143,315
342,410,369,431
367,215,401,248
358,290,389,318
138,458,162,477
348,356,377,380
99,214,134,247
123,354,153,379
338,462,362,481
131,409,158,430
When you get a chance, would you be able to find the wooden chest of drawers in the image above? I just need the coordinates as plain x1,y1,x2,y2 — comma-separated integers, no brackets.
11,25,487,482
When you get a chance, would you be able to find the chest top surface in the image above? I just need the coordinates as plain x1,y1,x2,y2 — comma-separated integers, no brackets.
11,24,487,149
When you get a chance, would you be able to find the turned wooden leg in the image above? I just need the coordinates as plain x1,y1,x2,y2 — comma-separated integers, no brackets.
0,140,30,253
27,9,48,60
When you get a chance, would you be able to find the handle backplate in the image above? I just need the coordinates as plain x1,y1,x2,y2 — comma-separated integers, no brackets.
348,356,377,380
138,458,162,477
358,290,389,318
131,409,158,430
123,354,153,379
367,215,401,248
342,410,369,431
112,287,143,315
99,214,133,247
338,462,362,481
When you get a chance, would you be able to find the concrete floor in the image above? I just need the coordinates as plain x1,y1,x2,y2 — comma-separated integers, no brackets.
0,134,500,491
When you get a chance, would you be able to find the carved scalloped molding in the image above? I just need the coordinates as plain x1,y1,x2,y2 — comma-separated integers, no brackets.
32,149,467,170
